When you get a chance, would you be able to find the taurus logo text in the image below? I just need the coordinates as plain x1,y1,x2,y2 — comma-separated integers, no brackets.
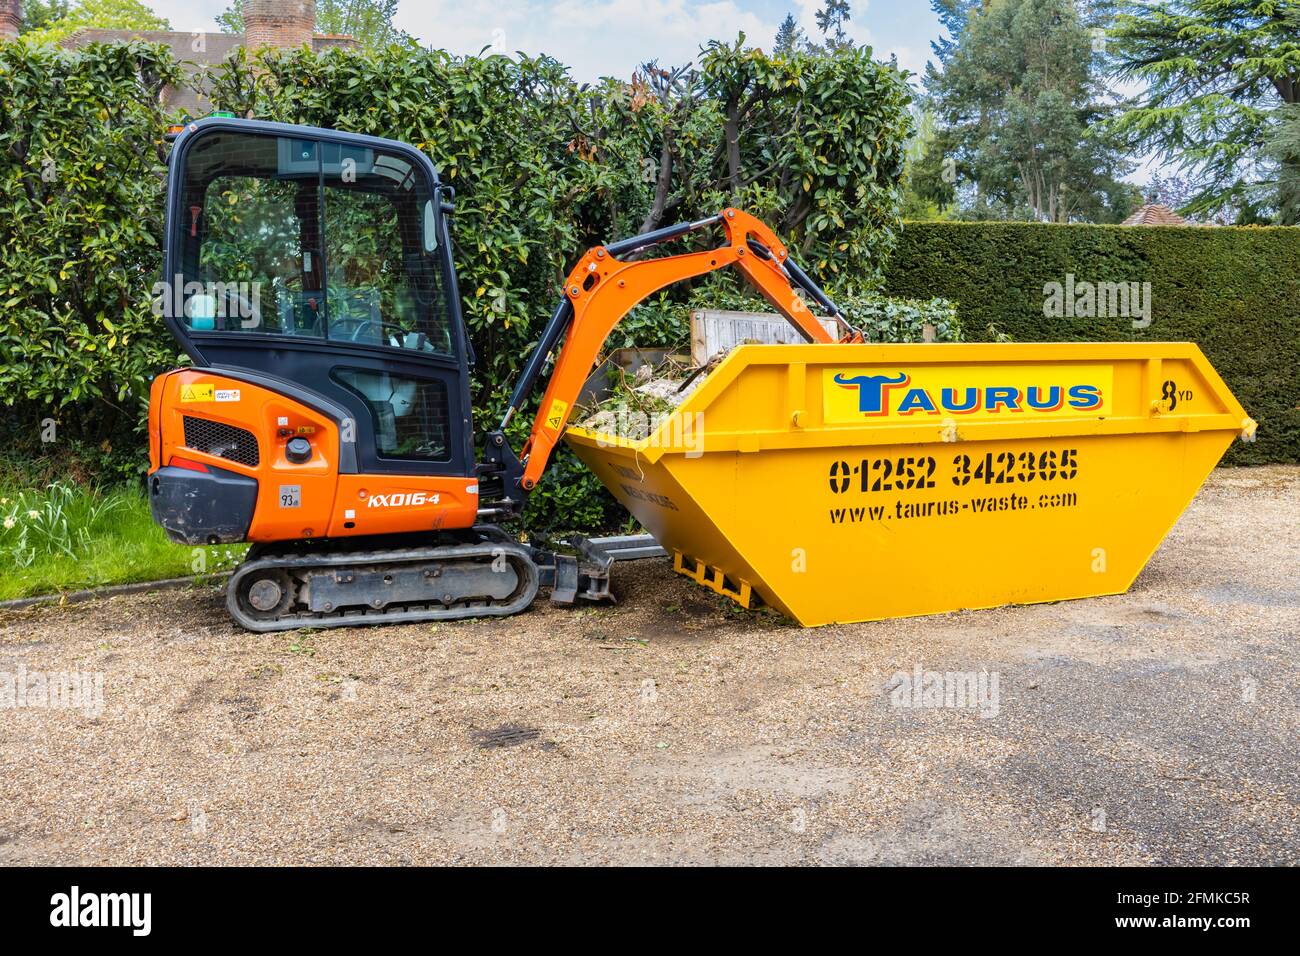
834,371,1102,417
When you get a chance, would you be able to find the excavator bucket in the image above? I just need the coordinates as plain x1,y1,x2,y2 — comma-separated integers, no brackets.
565,342,1255,626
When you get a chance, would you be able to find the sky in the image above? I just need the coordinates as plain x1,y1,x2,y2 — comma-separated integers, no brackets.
146,0,1157,184
148,0,944,82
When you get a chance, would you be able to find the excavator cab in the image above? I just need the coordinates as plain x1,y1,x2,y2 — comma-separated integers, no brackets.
158,118,476,482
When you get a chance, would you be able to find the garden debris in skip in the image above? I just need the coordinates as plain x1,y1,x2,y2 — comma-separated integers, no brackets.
577,349,733,439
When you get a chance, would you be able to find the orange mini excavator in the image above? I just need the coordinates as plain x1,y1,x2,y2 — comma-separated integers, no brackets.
149,117,857,630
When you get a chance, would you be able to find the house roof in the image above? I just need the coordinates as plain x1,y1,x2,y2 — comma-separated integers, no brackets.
1121,203,1190,226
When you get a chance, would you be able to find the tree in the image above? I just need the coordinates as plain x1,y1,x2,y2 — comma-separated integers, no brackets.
917,0,1137,223
1103,1,1300,221
1267,103,1300,224
216,0,410,50
21,0,168,42
899,107,956,219
814,1,852,49
540,37,912,282
927,0,981,65
19,0,70,34
773,13,803,55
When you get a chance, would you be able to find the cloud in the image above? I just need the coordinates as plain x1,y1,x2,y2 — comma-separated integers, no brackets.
146,0,225,31
789,1,923,76
395,0,779,81
145,0,924,85
884,43,926,78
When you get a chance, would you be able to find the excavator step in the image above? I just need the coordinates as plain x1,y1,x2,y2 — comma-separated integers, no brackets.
576,534,668,562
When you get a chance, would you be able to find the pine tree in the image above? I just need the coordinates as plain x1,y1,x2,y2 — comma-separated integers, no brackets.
773,13,802,55
814,1,852,49
918,0,1138,222
928,0,981,65
1268,105,1300,225
1105,1,1300,221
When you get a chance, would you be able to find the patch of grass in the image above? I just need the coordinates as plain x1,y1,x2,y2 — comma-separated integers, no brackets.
285,633,317,657
0,481,246,601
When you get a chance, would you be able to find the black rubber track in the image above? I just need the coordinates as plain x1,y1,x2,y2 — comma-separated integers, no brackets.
226,539,539,632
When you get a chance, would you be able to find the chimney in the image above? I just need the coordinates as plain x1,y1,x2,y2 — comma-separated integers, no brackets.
0,0,22,42
244,0,316,50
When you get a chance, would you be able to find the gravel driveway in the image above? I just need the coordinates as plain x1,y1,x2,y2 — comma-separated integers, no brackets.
1,466,1296,865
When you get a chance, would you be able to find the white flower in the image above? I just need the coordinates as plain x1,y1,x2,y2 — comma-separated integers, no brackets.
3,517,14,529
26,509,40,519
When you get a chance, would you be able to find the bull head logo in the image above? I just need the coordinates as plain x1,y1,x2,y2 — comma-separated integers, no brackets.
833,371,910,415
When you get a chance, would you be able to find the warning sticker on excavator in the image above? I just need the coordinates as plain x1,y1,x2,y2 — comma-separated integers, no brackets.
823,365,1113,423
180,383,214,403
545,399,569,431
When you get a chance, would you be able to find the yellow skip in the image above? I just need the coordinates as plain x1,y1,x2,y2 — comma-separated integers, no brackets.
566,342,1251,626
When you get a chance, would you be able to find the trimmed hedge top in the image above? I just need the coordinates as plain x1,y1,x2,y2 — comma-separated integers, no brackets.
884,221,1300,464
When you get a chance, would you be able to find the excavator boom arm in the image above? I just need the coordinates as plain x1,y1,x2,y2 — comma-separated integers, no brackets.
501,208,858,493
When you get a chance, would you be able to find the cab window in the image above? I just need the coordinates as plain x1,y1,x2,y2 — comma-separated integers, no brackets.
331,368,450,461
175,133,324,334
321,147,454,355
174,129,454,356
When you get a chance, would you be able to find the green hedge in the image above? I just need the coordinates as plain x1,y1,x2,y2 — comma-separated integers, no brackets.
883,221,1300,464
1,38,921,526
0,40,182,477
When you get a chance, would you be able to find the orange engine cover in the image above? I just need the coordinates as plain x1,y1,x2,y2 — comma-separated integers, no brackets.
149,368,479,543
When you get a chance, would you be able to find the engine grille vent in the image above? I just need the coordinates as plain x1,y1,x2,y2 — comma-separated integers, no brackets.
182,416,260,468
